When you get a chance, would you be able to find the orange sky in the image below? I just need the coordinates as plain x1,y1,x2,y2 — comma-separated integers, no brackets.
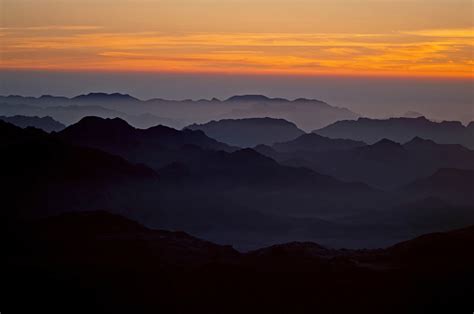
1,0,473,78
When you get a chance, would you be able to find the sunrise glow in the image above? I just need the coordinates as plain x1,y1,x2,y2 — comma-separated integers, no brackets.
1,0,473,78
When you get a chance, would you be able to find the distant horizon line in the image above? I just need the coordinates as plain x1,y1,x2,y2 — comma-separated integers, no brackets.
3,92,473,125
1,92,331,103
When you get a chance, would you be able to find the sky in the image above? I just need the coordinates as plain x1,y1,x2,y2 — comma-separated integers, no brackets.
0,0,473,120
1,0,473,77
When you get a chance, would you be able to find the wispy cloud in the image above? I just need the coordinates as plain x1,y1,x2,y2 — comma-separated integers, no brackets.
1,27,472,77
402,28,474,38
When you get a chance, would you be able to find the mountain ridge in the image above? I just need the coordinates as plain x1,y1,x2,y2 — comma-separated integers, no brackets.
186,117,306,147
0,93,359,131
0,115,65,132
315,116,474,149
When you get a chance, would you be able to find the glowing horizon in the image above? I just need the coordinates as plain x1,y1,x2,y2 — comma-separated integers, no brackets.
1,0,473,78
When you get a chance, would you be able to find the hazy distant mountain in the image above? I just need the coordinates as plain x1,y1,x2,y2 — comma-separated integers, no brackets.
219,95,358,131
0,93,359,131
0,101,178,129
186,118,305,147
315,116,474,149
256,136,474,189
226,94,289,102
0,115,65,132
72,92,140,103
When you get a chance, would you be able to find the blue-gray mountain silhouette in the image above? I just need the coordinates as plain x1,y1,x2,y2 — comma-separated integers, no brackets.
0,115,65,132
315,116,474,149
186,117,305,147
0,93,359,131
256,135,474,189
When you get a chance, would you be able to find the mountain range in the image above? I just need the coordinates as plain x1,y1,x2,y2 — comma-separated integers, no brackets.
256,134,474,190
0,93,358,131
2,88,472,314
315,116,474,149
57,117,384,223
3,116,474,250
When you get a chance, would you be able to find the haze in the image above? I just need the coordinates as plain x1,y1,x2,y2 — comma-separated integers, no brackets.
1,0,473,121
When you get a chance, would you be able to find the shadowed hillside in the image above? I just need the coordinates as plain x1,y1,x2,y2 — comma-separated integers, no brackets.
5,211,474,314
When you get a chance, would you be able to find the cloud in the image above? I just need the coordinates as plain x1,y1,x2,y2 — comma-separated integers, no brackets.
0,28,472,78
402,28,474,38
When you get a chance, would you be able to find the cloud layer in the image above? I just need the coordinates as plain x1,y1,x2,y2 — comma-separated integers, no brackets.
1,26,472,77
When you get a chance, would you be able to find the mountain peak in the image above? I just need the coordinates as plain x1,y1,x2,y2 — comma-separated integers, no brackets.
73,92,139,102
77,116,132,128
372,138,402,148
62,116,135,137
404,136,436,146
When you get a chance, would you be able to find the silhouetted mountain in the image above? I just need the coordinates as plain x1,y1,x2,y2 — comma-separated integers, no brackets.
272,133,366,152
0,120,156,218
0,101,179,129
257,136,474,189
5,211,474,314
0,115,65,132
387,225,474,271
3,113,472,252
54,116,390,248
59,116,236,169
55,116,474,246
226,94,288,102
315,116,474,149
13,211,238,266
186,118,305,147
72,92,140,102
1,117,386,250
0,93,358,131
